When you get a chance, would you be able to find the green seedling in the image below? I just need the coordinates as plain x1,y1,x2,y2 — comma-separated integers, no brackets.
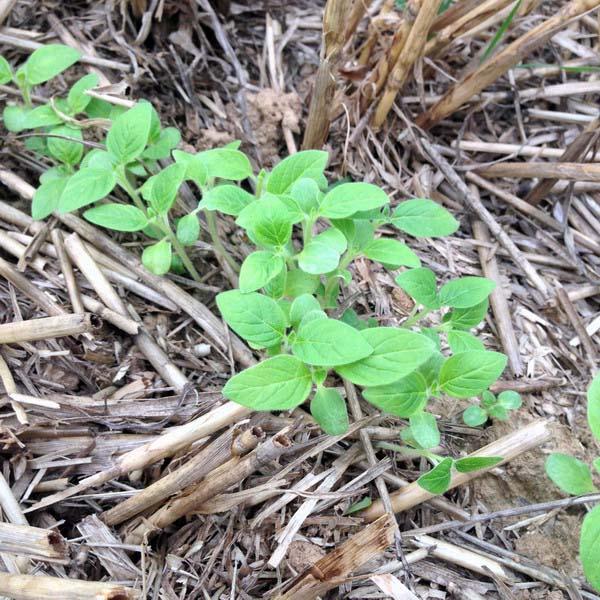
462,389,522,426
545,372,600,591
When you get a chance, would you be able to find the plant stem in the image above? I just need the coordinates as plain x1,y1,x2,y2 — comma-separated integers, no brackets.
204,210,240,273
116,170,147,213
402,308,432,328
160,216,202,283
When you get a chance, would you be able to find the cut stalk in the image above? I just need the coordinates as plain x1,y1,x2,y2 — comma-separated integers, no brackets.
0,313,99,344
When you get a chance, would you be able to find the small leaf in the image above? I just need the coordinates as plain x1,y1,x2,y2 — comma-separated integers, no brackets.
290,178,321,214
22,44,80,85
142,240,172,276
439,351,507,398
417,457,453,494
0,55,13,84
497,390,522,410
81,149,115,171
106,102,152,164
267,150,328,194
173,150,208,187
439,276,496,309
454,456,502,473
244,196,292,248
448,330,485,353
176,214,200,246
545,453,596,495
47,125,83,166
319,182,389,219
488,405,509,420
199,185,255,216
292,318,373,367
239,251,285,293
142,127,181,160
463,405,488,426
147,163,186,214
4,104,62,131
31,177,68,220
195,148,252,180
446,299,489,330
410,412,440,448
58,168,117,213
84,204,148,232
391,199,459,237
588,372,600,443
580,504,600,591
363,238,421,268
345,496,372,515
363,371,429,417
289,294,322,328
3,105,31,132
395,268,440,308
298,228,347,275
311,387,349,435
67,73,99,114
85,97,112,118
223,355,312,410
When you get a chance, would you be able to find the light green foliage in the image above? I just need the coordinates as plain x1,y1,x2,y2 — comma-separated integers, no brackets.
440,351,507,398
391,199,459,237
0,55,12,84
106,102,152,165
462,389,521,426
545,453,596,495
19,44,80,85
310,387,349,435
417,457,452,494
84,204,148,232
581,505,600,591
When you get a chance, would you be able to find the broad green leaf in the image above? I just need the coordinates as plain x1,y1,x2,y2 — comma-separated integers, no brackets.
263,265,287,300
463,405,488,426
417,457,453,494
199,185,254,216
21,44,80,85
410,412,440,448
299,309,328,328
3,105,31,132
482,390,496,407
391,199,459,237
421,327,441,351
146,102,161,143
588,372,600,442
448,330,485,353
340,308,369,331
84,204,148,232
216,290,287,349
0,56,13,84
581,504,600,591
363,238,420,268
497,390,522,410
311,387,349,435
173,150,208,187
81,149,115,171
285,270,320,297
176,214,200,246
545,453,596,495
142,127,181,160
446,299,489,330
58,168,117,213
345,496,372,515
106,102,152,164
319,182,389,219
454,456,502,473
292,318,373,367
238,196,292,248
439,351,507,398
142,240,172,275
418,352,444,387
85,97,112,118
67,73,99,114
4,104,62,131
39,166,66,184
290,294,322,328
290,178,321,214
336,327,435,387
195,148,252,180
363,371,428,417
488,405,509,420
31,177,68,220
267,150,328,194
298,228,347,275
147,162,186,213
47,125,83,166
223,355,312,410
395,268,440,308
332,219,375,252
439,276,495,309
239,251,285,293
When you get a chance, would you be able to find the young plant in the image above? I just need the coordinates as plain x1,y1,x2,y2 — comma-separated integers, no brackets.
545,372,600,591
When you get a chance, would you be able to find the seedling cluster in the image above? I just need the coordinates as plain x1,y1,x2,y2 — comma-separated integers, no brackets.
1,45,517,495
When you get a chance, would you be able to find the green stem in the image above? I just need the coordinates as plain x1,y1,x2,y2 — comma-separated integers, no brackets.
116,169,147,213
160,216,202,283
402,307,432,328
204,210,240,273
302,217,314,246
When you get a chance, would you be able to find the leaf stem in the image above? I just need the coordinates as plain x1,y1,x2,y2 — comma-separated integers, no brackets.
402,307,432,328
116,169,147,213
160,215,202,283
204,209,240,273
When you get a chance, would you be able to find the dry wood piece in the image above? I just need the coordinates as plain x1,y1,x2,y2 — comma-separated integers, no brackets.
416,0,600,129
273,514,395,599
361,419,551,521
0,573,139,600
0,522,68,563
50,229,84,314
0,313,99,344
475,161,600,181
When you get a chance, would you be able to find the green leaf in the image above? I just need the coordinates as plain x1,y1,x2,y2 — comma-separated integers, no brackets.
292,318,373,367
448,330,485,353
545,453,596,495
463,405,488,426
594,457,600,475
298,228,347,275
345,496,372,515
0,55,13,84
290,178,321,214
395,268,440,308
497,390,522,410
142,240,172,276
290,294,322,328
223,355,312,410
285,270,320,297
488,405,509,420
299,309,328,328
47,125,83,166
67,73,99,114
410,412,440,448
195,148,252,181
391,199,459,237
446,299,489,330
363,238,420,268
319,182,389,219
3,105,31,132
142,127,181,160
417,457,453,494
439,351,507,398
81,149,115,171
336,327,435,387
439,277,495,309
106,102,152,164
263,266,287,300
482,390,496,407
240,196,293,248
363,371,429,417
311,387,349,435
85,97,112,119
21,44,80,85
588,372,600,443
239,251,285,293
84,204,148,232
199,185,254,216
58,168,117,213
455,456,502,473
4,104,62,131
581,504,600,591
173,150,208,187
147,163,186,214
267,150,328,194
31,177,68,220
216,290,287,349
176,214,200,246
39,166,66,184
